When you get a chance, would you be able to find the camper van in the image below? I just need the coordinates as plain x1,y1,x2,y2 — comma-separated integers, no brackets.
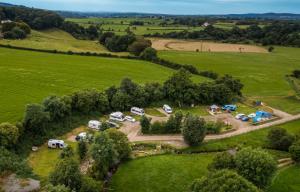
163,104,173,114
48,139,67,149
131,107,145,116
88,120,101,130
109,112,125,122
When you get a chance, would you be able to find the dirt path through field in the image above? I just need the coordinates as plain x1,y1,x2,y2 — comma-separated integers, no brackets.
151,38,268,53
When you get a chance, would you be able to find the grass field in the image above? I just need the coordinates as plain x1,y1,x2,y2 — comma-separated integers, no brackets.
159,47,300,114
0,47,207,123
110,154,214,192
267,165,300,192
0,28,116,54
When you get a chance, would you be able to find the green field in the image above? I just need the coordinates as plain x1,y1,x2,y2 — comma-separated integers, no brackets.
110,154,214,192
268,165,300,192
159,47,300,114
0,47,207,123
0,28,115,54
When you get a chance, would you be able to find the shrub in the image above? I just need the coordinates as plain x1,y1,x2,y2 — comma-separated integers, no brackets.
208,152,235,170
182,114,206,146
190,170,259,192
235,147,277,188
140,47,158,61
150,121,166,134
267,127,295,151
140,116,151,134
0,122,20,148
77,140,88,160
289,140,300,162
41,184,71,192
80,176,102,192
59,146,74,159
205,122,222,134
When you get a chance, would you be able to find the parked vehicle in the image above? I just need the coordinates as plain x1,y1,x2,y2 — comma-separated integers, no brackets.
235,114,245,120
222,105,237,111
48,139,67,149
131,107,145,116
248,113,256,118
125,115,136,122
163,104,173,114
110,112,125,122
88,120,101,130
241,116,250,121
75,132,92,141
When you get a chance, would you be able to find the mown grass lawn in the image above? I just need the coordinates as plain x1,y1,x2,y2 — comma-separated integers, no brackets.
185,119,300,153
0,47,207,123
145,108,166,117
267,165,300,192
159,47,300,114
110,154,214,192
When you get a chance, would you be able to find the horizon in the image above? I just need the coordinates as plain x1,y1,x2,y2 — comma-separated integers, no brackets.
3,0,300,15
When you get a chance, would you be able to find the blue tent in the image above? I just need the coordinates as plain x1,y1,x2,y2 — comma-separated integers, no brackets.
256,111,272,118
222,105,237,111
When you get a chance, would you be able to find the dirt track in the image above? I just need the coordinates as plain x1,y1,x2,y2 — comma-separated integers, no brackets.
151,38,268,53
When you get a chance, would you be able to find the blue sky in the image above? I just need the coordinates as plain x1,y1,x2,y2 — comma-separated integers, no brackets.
5,0,300,14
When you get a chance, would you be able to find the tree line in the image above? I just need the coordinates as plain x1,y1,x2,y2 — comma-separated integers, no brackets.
145,21,300,47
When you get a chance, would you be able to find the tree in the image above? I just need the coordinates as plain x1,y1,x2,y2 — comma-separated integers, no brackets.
71,89,101,113
216,75,243,96
42,184,71,192
208,152,235,171
140,47,158,61
105,128,131,161
164,69,196,107
140,116,151,134
90,132,118,179
268,46,274,52
289,140,300,162
267,127,295,151
60,146,74,159
165,111,183,133
235,147,277,188
23,104,50,135
182,114,206,146
80,176,102,192
77,140,88,160
0,123,19,148
111,90,131,111
43,95,71,121
49,158,82,191
190,170,259,192
128,38,152,56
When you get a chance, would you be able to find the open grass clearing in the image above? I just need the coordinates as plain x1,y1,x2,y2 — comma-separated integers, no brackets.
110,153,214,192
174,105,210,116
0,47,208,123
159,47,300,114
145,108,166,117
267,165,300,192
151,38,268,53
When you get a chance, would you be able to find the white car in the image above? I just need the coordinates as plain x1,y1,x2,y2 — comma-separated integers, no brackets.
235,114,245,120
248,113,256,118
125,116,136,122
163,104,172,114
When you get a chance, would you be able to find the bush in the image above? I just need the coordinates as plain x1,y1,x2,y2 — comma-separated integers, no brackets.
190,170,259,192
235,147,277,188
289,140,300,162
267,127,295,151
0,122,20,148
140,116,151,134
205,122,222,134
182,114,206,146
59,146,74,159
150,121,166,134
128,38,152,56
42,184,71,192
140,47,158,61
77,140,88,160
105,128,132,161
80,176,102,192
208,152,235,170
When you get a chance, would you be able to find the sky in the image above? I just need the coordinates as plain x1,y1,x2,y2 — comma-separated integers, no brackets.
4,0,300,14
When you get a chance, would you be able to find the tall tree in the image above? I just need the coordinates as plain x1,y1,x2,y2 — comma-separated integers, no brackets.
182,114,206,146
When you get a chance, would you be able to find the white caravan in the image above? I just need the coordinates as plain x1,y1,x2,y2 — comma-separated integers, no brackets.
48,139,67,149
110,112,125,122
131,107,145,116
163,104,173,114
88,120,101,130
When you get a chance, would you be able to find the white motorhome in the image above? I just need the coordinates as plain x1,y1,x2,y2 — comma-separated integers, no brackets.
88,120,101,130
163,104,172,114
109,112,125,122
48,139,67,149
131,107,145,116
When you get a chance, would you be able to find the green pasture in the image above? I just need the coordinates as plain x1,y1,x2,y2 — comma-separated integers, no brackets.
159,47,300,114
0,28,116,54
110,154,214,192
0,47,207,123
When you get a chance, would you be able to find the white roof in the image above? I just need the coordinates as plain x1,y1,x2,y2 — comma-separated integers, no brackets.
49,139,64,143
110,112,124,117
78,132,87,137
89,120,101,124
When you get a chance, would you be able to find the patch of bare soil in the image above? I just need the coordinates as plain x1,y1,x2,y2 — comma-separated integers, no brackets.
151,38,268,53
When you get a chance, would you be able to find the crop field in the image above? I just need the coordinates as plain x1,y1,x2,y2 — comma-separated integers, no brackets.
159,47,300,114
0,47,207,123
151,38,268,53
110,154,214,192
0,28,115,54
